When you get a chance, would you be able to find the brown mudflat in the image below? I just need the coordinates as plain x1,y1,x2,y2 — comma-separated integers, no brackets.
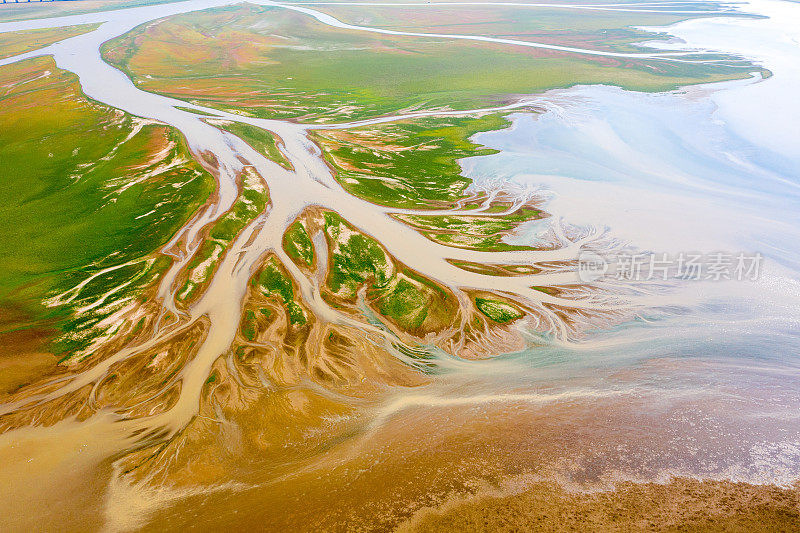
404,479,800,533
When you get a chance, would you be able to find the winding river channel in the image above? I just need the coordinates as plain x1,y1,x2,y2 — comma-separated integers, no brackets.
0,0,680,436
1,0,799,530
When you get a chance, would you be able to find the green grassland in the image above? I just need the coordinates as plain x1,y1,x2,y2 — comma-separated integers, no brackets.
177,168,268,304
101,4,755,123
0,24,100,60
208,119,293,170
323,212,457,334
0,0,183,23
475,297,524,323
0,57,214,363
283,221,314,267
252,258,307,326
313,114,510,208
308,3,734,53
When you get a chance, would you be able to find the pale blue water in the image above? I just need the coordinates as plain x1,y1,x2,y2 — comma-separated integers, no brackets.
425,77,800,484
464,84,800,263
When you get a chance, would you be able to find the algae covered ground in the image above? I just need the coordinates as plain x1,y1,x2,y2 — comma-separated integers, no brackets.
1,2,792,531
0,0,185,23
0,0,759,370
0,55,213,386
0,24,100,59
313,114,509,208
101,4,754,123
0,0,760,401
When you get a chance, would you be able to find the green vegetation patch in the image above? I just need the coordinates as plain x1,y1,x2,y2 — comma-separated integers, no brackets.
209,119,293,169
0,57,214,358
324,212,394,298
370,269,457,334
0,24,100,60
240,309,258,341
283,221,314,267
397,207,543,251
375,279,423,325
315,114,508,209
210,170,268,242
174,105,219,117
323,212,456,334
0,0,183,23
475,297,524,324
177,168,268,303
100,4,756,123
253,259,306,326
450,259,540,277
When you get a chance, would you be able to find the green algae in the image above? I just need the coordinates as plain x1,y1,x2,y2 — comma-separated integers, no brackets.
177,169,268,304
101,4,757,123
210,120,293,169
253,259,307,326
475,297,523,323
315,114,509,209
283,221,314,267
0,57,214,358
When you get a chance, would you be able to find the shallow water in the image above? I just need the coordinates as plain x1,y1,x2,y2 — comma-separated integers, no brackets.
0,0,799,529
452,0,800,485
